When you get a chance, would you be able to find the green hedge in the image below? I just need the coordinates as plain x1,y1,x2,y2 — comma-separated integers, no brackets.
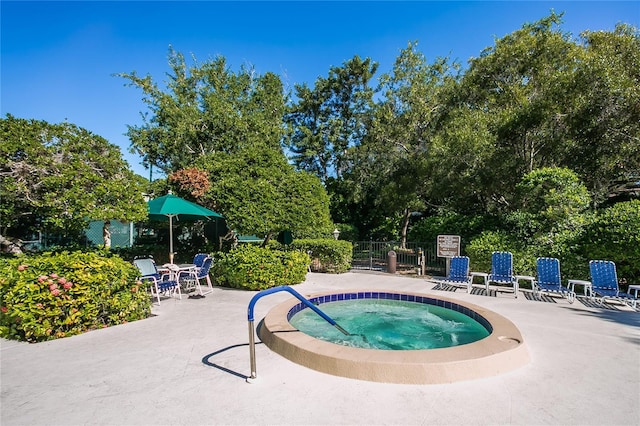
0,251,151,342
579,200,640,282
464,200,640,286
213,245,309,291
408,212,500,248
289,239,353,273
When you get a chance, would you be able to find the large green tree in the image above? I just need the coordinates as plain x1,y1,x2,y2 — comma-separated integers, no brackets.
121,49,333,241
284,55,378,182
429,13,639,214
119,47,286,174
0,115,148,242
445,12,582,213
567,23,640,205
346,43,458,244
194,146,333,241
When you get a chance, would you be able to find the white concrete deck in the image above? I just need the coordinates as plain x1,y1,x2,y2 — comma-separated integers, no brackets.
1,271,639,425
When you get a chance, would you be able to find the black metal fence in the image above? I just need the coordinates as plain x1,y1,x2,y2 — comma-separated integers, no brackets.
351,241,446,276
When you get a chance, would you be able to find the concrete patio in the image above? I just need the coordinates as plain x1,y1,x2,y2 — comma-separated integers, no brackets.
1,271,639,425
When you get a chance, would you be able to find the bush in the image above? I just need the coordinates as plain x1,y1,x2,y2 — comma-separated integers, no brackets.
289,239,353,273
408,212,500,250
213,245,309,291
580,200,640,282
515,167,590,231
0,251,151,342
465,231,535,277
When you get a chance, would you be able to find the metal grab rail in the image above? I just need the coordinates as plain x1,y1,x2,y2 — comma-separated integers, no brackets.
246,285,349,383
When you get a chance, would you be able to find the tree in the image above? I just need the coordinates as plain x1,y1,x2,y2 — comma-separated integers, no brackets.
436,14,640,212
0,115,148,243
567,24,640,205
347,42,458,245
284,55,378,182
447,12,582,213
119,47,287,174
192,144,334,243
427,107,497,213
509,167,590,244
122,48,333,242
516,167,590,226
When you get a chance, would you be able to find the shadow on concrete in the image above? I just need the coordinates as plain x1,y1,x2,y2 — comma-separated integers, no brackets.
201,342,263,380
564,302,640,346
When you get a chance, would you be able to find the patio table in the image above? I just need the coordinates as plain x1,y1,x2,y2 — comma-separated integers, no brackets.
568,279,593,297
515,275,535,290
470,272,490,293
627,284,640,308
158,263,196,281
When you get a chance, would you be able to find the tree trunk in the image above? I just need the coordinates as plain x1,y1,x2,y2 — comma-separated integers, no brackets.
399,208,411,249
261,232,273,248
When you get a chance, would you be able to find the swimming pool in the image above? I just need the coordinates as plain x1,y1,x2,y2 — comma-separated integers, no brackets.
259,290,529,384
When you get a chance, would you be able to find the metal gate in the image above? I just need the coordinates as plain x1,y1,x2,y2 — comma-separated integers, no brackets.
351,241,446,275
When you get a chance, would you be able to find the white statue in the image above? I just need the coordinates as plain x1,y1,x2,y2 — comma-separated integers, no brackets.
103,221,111,249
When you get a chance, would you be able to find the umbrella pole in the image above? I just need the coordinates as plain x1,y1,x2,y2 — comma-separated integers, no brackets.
169,215,174,264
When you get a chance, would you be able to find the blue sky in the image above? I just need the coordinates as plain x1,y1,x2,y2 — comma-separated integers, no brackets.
2,1,639,178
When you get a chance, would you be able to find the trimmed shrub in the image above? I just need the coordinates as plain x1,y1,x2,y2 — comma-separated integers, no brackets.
289,239,353,273
0,251,151,342
213,245,309,291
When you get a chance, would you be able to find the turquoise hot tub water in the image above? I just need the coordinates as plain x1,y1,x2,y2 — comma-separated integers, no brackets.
289,297,490,350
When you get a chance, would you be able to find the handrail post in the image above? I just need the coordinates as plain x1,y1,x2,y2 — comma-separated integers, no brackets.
247,320,257,382
246,285,349,383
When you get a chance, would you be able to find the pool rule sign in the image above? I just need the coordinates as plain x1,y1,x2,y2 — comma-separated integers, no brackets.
437,235,461,276
437,235,461,258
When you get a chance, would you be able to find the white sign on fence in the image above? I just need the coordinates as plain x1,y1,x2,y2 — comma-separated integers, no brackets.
437,235,461,258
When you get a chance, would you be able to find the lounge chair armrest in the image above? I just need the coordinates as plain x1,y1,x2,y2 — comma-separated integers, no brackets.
139,275,158,284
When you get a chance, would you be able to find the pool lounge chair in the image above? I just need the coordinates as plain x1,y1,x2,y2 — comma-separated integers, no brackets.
534,257,575,303
440,256,473,293
434,256,473,292
589,260,635,307
488,251,519,298
134,258,181,305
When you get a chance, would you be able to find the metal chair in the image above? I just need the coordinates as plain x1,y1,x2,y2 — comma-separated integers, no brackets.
193,253,209,268
179,256,214,296
435,256,473,292
589,260,635,307
488,251,519,298
534,257,575,303
133,258,181,305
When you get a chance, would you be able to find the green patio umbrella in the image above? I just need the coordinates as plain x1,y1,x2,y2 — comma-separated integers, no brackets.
147,193,224,263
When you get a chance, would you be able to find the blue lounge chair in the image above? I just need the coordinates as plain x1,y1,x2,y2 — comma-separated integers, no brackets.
134,258,181,305
589,260,635,307
435,256,473,292
488,251,519,298
534,257,575,303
